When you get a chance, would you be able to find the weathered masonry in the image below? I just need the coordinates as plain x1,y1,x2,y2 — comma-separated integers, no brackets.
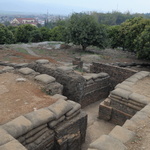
28,62,110,107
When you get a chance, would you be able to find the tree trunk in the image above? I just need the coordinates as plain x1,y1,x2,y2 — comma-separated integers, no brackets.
82,45,87,51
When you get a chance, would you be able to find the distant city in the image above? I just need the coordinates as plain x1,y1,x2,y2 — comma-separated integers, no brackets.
0,11,68,26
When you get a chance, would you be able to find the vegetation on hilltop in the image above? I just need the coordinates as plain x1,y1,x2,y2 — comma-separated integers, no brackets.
0,11,150,59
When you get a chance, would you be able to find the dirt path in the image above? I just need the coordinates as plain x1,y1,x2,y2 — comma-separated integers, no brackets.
21,44,39,57
82,100,115,150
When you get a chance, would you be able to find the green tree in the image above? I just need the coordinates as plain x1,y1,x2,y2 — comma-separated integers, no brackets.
108,25,121,48
67,13,107,50
0,24,15,44
29,29,42,42
49,26,65,41
15,24,37,43
135,25,150,59
38,27,50,41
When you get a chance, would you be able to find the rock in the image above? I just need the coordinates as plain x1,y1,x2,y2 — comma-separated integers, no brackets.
44,82,63,95
90,135,127,150
2,66,14,72
0,139,27,150
111,88,132,99
18,67,35,75
16,78,26,82
24,108,55,129
48,99,73,119
48,115,65,128
2,116,32,138
129,93,149,105
52,94,67,100
109,125,136,143
115,84,132,91
35,74,55,84
0,128,14,146
57,66,73,72
36,59,49,64
66,100,81,116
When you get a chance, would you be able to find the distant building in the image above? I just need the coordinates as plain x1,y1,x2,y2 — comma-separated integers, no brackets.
11,18,38,26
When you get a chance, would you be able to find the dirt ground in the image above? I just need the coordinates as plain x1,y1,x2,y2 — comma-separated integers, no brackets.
0,72,57,125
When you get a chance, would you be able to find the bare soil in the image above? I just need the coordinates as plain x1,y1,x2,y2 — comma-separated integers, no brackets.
0,72,57,125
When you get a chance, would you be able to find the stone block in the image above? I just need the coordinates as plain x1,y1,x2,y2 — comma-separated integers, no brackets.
90,135,127,150
24,124,47,139
48,115,65,128
66,110,80,120
52,94,67,100
121,81,135,86
122,120,136,131
99,101,112,120
130,111,149,125
2,116,32,138
0,128,14,146
44,82,63,95
48,99,73,119
141,104,150,115
129,93,149,105
66,100,81,116
0,139,27,150
36,59,49,64
2,66,14,72
126,77,138,83
115,84,132,92
109,125,136,143
35,74,55,84
57,66,73,72
24,108,55,129
18,67,35,75
111,88,132,99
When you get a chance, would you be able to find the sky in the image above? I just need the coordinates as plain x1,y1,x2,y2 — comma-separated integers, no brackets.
0,0,150,15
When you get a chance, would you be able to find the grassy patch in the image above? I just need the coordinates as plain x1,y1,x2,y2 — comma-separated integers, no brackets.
15,47,28,54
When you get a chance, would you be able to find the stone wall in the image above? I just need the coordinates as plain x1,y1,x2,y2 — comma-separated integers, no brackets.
90,62,137,89
28,62,110,107
99,71,150,125
0,95,87,150
88,71,150,150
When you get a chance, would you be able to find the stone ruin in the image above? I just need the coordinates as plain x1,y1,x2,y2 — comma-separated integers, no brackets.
0,59,150,150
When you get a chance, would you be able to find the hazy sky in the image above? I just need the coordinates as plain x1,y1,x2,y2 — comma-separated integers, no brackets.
0,0,150,15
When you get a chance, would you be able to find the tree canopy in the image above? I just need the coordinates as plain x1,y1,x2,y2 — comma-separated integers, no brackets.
67,13,107,50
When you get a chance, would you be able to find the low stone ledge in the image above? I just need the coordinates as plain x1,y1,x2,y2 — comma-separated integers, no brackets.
140,104,150,115
2,116,32,138
48,115,65,128
0,128,14,146
18,67,35,75
66,100,81,116
66,110,81,120
24,108,55,129
48,99,73,119
35,59,49,64
89,135,127,150
130,111,150,126
115,84,132,91
122,120,136,131
126,77,139,83
52,94,67,100
2,66,14,72
129,93,150,105
109,125,136,143
0,139,27,150
34,74,56,84
110,88,132,99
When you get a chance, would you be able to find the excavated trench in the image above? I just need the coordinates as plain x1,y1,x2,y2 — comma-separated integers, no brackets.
82,100,115,150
